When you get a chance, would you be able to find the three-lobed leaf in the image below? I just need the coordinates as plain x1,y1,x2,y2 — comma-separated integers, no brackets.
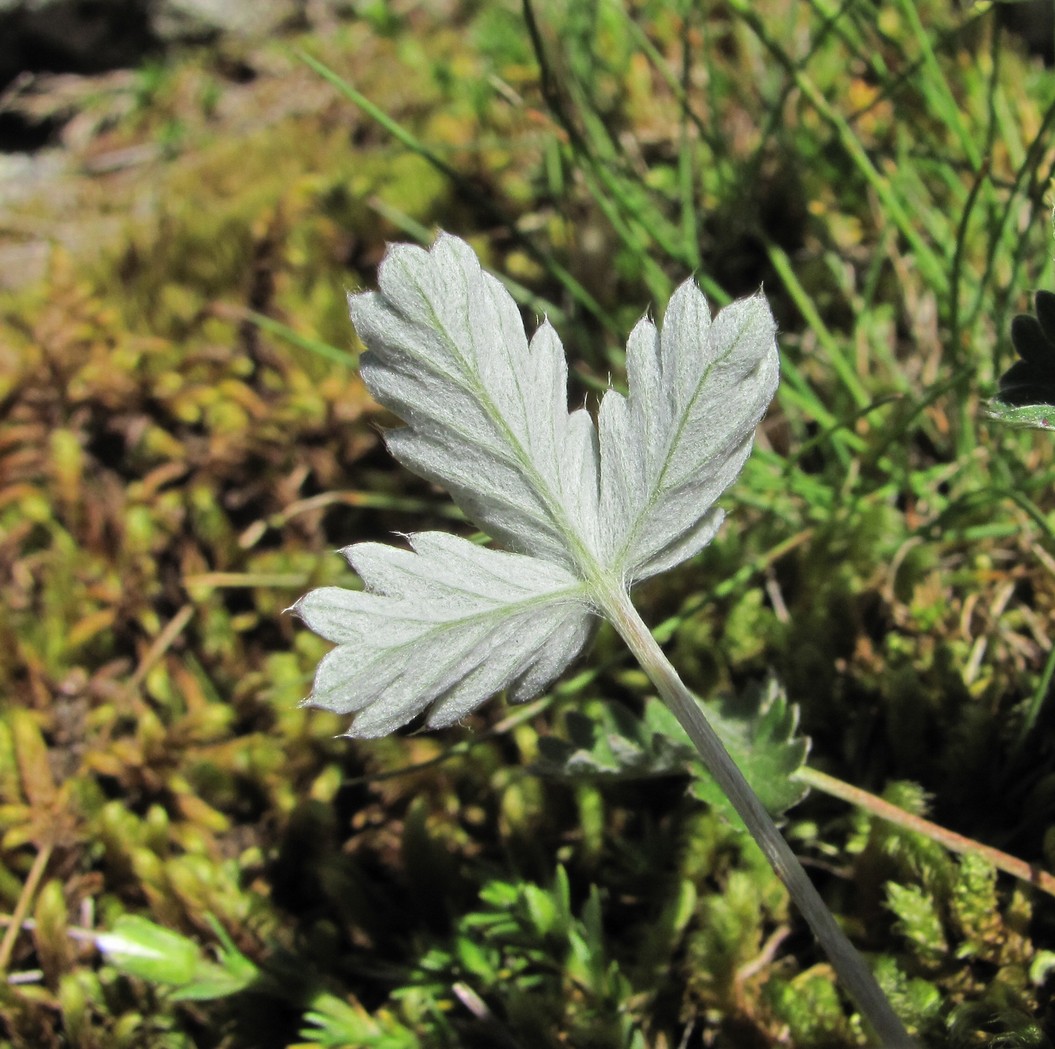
295,233,779,736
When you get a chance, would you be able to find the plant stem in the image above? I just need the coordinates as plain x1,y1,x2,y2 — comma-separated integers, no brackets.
599,584,916,1047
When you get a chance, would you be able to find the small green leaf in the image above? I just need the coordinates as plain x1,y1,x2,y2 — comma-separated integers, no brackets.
532,677,810,820
682,677,811,822
96,915,258,1001
456,936,497,981
96,916,203,984
984,400,1055,430
533,701,694,780
300,992,419,1049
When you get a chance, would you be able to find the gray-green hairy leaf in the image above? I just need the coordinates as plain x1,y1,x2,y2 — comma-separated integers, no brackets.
297,233,779,735
682,677,811,822
532,701,697,781
533,678,810,821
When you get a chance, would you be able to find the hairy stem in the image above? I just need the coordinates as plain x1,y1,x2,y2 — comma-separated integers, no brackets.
599,584,915,1047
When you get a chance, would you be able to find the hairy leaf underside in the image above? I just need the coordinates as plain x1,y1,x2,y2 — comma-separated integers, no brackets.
294,234,779,736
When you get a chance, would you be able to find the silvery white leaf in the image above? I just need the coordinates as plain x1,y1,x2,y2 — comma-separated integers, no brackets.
298,233,779,736
597,279,779,581
292,532,593,738
349,234,601,571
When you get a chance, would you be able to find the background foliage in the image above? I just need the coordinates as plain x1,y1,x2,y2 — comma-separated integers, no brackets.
3,0,1055,1045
